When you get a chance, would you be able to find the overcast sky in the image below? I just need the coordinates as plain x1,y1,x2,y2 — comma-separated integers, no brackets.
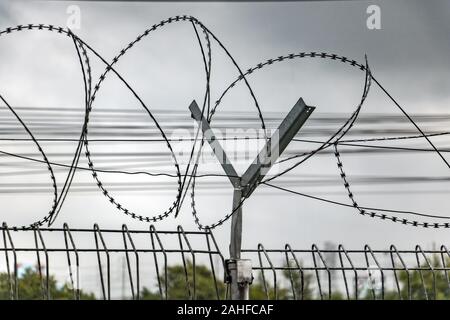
0,0,449,259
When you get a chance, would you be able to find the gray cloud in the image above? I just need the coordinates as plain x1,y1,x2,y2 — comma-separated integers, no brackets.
0,0,449,255
0,1,10,22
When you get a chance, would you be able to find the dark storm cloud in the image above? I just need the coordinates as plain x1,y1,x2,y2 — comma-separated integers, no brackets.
0,2,9,22
224,1,450,70
222,0,450,104
0,0,449,250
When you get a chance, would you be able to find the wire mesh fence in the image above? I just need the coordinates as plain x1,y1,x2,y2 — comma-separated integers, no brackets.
0,223,449,300
243,244,450,300
0,223,225,300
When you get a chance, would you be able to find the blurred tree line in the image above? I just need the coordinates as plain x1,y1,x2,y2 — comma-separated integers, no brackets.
0,267,95,300
0,255,448,300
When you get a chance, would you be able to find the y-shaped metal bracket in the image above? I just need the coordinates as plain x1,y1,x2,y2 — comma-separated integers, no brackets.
189,98,315,260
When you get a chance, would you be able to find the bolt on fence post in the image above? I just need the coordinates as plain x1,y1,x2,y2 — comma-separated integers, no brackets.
226,259,253,300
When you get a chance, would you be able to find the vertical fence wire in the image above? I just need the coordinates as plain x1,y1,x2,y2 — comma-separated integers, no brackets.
0,224,449,300
63,223,80,300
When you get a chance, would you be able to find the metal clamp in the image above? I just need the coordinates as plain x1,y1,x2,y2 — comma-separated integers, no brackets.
225,259,253,285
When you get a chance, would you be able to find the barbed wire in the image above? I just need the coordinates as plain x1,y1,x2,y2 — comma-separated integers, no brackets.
0,16,449,231
333,143,450,228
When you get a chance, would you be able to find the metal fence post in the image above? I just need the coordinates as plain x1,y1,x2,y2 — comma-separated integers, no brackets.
226,259,253,300
189,98,314,301
227,188,253,300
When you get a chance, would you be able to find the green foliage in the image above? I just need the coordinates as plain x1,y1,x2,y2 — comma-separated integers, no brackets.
141,261,226,300
137,254,450,300
281,263,314,300
0,267,95,300
1,254,448,300
249,272,290,300
384,255,450,300
141,260,314,300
